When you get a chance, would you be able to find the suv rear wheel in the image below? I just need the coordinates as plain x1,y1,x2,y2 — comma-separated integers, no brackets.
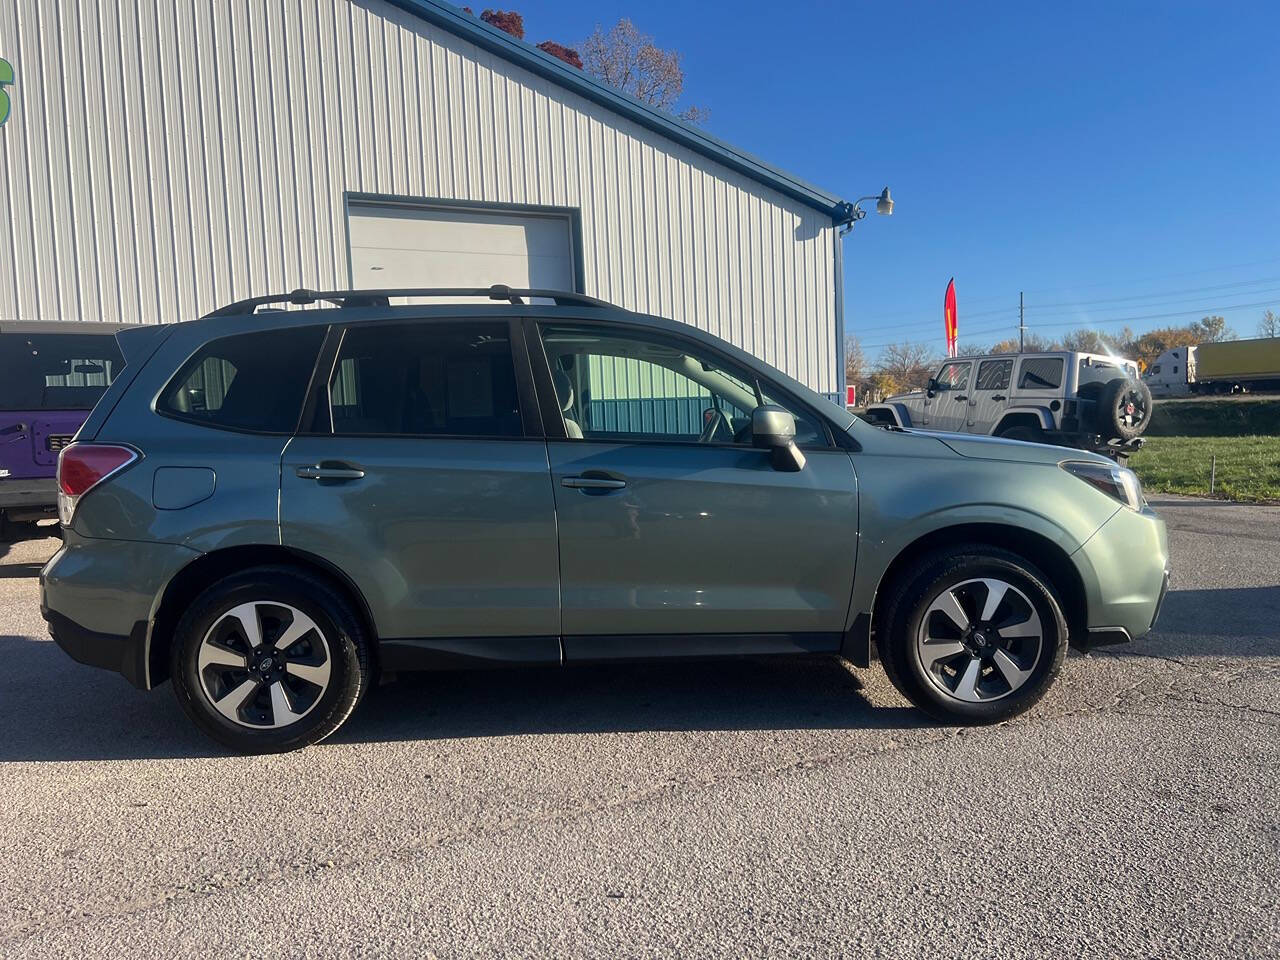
877,547,1067,724
170,566,371,753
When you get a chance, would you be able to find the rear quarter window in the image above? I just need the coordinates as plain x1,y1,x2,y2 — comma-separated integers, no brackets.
159,326,325,433
1017,357,1063,389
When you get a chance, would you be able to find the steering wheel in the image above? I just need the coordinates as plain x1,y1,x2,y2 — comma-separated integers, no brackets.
698,407,732,443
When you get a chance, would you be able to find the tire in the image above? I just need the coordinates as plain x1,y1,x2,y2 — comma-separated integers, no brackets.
877,546,1068,725
170,565,371,753
997,424,1042,443
1097,377,1153,440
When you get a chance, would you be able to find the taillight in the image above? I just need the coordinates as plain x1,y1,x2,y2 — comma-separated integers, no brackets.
57,443,139,525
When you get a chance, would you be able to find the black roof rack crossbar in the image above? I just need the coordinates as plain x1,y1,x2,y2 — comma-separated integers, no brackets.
204,285,613,317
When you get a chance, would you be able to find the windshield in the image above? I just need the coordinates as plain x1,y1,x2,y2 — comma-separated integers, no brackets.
0,332,124,410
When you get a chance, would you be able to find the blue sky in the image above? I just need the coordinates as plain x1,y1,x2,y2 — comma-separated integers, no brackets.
514,0,1280,359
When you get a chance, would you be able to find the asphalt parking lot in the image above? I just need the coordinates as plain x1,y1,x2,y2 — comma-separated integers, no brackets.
1,497,1277,959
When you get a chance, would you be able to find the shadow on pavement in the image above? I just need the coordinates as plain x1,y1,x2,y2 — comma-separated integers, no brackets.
0,562,45,579
337,657,920,748
0,634,915,762
1148,587,1280,651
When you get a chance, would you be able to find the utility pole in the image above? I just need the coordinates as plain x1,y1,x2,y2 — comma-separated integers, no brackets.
1019,291,1025,352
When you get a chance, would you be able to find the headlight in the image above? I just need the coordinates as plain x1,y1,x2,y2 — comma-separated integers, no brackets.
1061,460,1144,510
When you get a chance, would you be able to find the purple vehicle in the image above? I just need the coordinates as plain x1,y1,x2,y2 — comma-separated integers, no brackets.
1,321,126,539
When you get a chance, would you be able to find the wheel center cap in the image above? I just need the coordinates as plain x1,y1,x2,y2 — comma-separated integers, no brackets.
971,631,988,648
258,656,274,673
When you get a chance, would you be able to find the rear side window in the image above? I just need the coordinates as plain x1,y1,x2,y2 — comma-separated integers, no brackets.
975,358,1012,391
159,326,325,433
0,332,124,410
1017,357,1063,389
329,322,522,437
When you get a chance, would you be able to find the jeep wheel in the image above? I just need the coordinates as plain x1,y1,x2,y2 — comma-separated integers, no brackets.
1098,377,1152,440
170,566,371,753
878,547,1068,724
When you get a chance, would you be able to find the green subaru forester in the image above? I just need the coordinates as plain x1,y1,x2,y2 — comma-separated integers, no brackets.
41,287,1169,753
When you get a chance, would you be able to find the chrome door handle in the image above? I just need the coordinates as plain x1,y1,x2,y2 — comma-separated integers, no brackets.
562,476,626,490
296,464,366,481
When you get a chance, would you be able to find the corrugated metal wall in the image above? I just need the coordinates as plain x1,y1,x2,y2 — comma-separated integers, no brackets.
0,0,839,393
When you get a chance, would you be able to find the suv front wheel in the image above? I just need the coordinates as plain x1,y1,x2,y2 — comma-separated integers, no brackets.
170,566,371,753
877,547,1067,724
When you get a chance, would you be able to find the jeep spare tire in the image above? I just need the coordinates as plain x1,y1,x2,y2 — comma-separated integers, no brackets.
1098,377,1152,440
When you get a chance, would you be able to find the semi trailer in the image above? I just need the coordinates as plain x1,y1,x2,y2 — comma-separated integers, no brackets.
1142,337,1280,396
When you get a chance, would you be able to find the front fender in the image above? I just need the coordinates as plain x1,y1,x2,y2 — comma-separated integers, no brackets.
864,402,914,428
845,428,1122,633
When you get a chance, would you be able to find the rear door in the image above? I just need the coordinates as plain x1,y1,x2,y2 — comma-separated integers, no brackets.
1011,355,1065,416
279,318,561,665
970,357,1014,434
529,320,858,657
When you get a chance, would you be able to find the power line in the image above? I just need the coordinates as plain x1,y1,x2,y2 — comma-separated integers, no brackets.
850,275,1280,337
854,297,1279,351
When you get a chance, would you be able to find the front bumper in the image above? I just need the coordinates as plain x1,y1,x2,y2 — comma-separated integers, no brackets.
41,533,200,689
1074,503,1169,643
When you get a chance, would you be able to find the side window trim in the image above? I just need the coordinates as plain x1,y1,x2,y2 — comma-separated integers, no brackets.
521,317,566,440
298,325,344,435
529,318,835,449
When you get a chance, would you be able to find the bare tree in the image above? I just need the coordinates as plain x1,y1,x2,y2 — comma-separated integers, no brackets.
1193,315,1234,342
581,19,708,123
1259,309,1280,338
844,335,866,386
875,342,939,393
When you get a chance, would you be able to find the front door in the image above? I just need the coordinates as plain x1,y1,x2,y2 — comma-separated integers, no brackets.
531,321,859,658
927,360,973,432
280,319,561,664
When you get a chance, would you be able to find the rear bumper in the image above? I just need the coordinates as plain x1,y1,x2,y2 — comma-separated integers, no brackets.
1074,504,1170,643
41,533,200,689
43,607,150,689
0,477,57,512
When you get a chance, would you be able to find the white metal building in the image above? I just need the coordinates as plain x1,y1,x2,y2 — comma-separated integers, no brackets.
0,0,853,395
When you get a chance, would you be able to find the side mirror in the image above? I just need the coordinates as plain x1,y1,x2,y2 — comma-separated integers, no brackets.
751,405,806,472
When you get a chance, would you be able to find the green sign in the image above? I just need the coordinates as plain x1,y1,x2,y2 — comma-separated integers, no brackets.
0,58,12,126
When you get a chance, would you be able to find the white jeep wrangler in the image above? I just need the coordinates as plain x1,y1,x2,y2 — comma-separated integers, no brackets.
864,351,1153,460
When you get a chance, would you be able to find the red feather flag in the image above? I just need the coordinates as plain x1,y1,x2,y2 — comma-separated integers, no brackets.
944,278,958,357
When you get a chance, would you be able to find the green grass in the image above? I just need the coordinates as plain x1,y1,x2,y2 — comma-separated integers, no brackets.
1148,397,1280,436
1129,435,1280,502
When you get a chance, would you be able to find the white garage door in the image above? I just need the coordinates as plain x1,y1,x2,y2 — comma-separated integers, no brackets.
347,203,576,295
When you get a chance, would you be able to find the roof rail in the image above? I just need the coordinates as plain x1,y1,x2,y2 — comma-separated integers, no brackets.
203,285,614,318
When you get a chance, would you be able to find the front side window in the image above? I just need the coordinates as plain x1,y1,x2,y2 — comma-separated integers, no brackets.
1018,357,1064,389
329,322,522,437
538,324,827,447
159,326,325,433
0,333,124,410
933,362,971,391
975,358,1013,391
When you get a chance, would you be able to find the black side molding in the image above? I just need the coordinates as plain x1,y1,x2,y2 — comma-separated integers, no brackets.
45,610,151,690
